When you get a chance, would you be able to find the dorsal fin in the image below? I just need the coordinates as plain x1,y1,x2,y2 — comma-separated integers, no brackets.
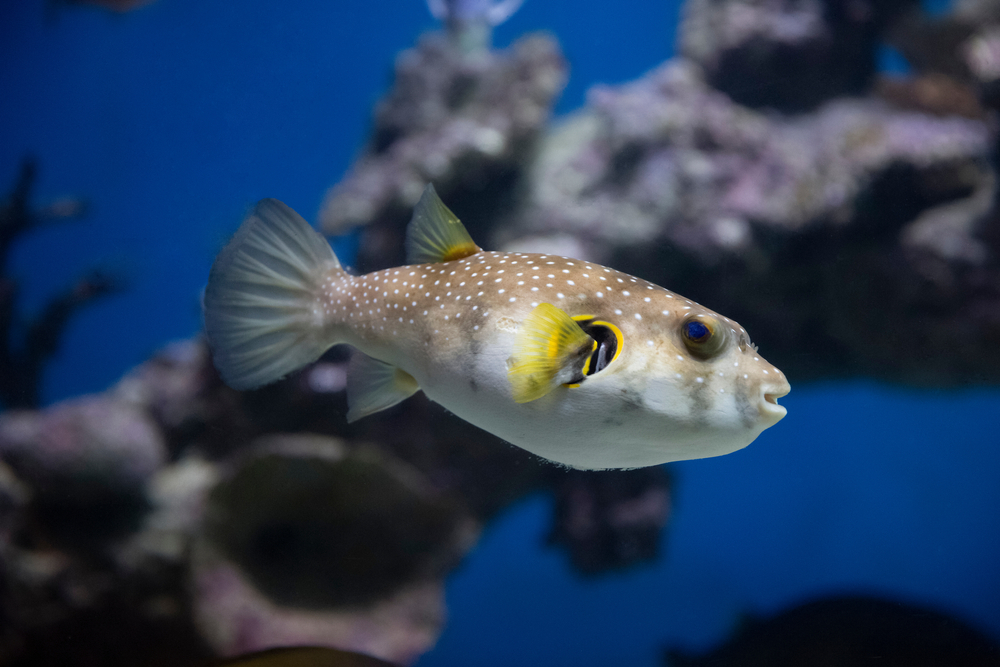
506,303,596,403
405,184,482,265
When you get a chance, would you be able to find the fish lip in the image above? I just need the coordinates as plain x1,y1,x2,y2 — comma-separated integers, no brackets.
760,382,790,418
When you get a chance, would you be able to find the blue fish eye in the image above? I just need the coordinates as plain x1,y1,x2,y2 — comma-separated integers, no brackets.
684,320,711,343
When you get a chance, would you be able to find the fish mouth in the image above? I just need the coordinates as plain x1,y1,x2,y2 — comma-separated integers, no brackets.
760,383,791,421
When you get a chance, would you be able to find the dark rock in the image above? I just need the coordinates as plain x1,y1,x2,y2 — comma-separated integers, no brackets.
679,0,919,111
205,438,475,609
665,594,1000,667
548,466,672,574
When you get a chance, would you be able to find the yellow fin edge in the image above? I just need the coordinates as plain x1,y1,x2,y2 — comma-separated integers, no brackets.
405,184,482,265
507,303,594,403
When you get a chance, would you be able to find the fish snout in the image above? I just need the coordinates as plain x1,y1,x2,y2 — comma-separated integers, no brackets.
759,381,790,423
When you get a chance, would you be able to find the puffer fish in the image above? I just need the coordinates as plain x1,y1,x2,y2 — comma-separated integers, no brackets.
204,186,789,470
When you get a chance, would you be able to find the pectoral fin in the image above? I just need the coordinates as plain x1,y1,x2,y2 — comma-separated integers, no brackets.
346,353,420,422
506,303,596,403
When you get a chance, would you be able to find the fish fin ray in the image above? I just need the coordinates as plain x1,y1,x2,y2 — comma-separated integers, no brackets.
346,353,421,422
204,198,342,390
404,184,482,265
506,303,594,403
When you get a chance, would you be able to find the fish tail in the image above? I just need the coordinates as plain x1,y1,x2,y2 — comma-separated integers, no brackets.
203,198,344,390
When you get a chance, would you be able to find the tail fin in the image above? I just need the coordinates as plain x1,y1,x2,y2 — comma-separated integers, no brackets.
204,198,342,390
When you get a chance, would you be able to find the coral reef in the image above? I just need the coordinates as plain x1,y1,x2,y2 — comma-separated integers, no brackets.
664,594,1000,667
321,0,1000,386
7,0,1000,660
678,0,918,111
512,61,1000,385
318,29,567,272
0,335,673,665
192,436,475,662
426,0,527,54
0,159,117,409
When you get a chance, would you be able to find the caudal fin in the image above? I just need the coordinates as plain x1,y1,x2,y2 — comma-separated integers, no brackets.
204,198,341,390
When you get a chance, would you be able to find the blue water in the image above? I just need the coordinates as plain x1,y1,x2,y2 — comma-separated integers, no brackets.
420,384,1000,666
2,0,997,664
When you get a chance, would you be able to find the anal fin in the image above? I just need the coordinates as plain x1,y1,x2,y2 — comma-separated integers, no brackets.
346,353,421,423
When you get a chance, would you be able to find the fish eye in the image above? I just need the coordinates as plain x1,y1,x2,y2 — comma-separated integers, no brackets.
681,315,728,359
684,320,710,343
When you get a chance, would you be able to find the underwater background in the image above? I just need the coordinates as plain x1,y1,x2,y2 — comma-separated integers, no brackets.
1,0,1000,666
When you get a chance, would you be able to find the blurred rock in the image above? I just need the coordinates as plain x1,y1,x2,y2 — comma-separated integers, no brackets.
313,0,1000,387
0,395,166,551
482,60,1000,384
679,0,918,111
875,73,986,118
514,60,991,260
0,460,29,547
318,30,566,271
548,466,672,574
665,594,1000,667
0,396,165,492
192,435,477,664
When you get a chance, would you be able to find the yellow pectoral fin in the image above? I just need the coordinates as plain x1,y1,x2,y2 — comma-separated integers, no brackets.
404,184,482,265
506,303,595,403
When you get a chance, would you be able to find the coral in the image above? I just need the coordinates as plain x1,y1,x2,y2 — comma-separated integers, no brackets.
0,159,117,409
11,0,1000,660
425,0,526,53
0,336,666,665
319,8,1000,384
318,30,566,271
679,0,919,111
192,435,475,663
204,437,475,610
514,60,991,259
0,395,166,552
